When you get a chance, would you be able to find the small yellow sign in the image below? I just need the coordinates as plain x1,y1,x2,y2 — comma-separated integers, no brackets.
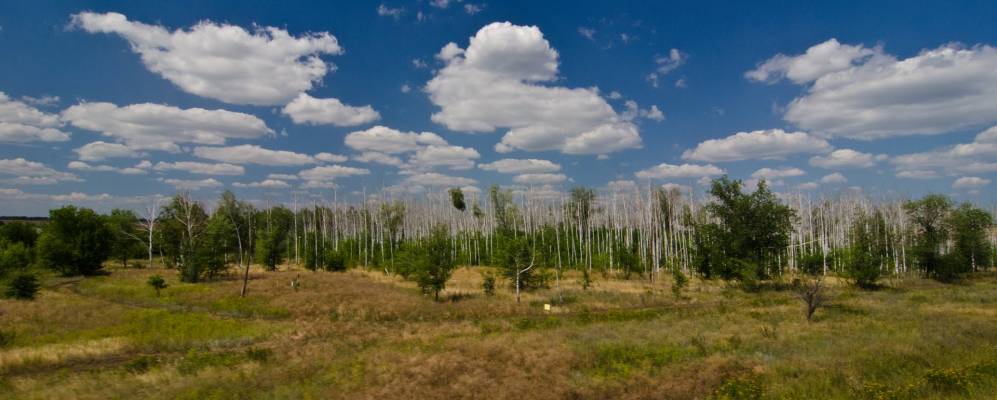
544,303,551,311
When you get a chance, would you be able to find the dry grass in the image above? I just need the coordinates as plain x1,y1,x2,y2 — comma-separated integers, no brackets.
2,264,997,399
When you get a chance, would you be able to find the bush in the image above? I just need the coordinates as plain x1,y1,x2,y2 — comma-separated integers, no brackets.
36,206,111,276
5,273,40,300
0,242,32,276
323,248,347,272
844,247,882,289
482,274,496,296
147,275,167,296
671,267,688,298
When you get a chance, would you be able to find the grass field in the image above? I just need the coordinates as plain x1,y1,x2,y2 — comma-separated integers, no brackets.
2,265,996,399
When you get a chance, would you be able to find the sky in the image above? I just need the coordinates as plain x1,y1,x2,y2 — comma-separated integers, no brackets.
1,0,996,215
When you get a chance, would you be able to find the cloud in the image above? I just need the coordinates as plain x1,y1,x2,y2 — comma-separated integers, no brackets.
153,161,244,176
750,167,805,179
746,39,875,84
161,177,222,190
266,173,299,181
891,125,997,176
74,141,141,161
578,27,596,41
479,158,560,174
345,125,447,154
0,158,81,185
72,12,343,105
377,4,404,19
952,176,990,189
404,172,476,187
193,144,315,166
297,165,370,182
68,160,148,175
354,152,403,166
809,149,877,169
635,163,724,180
606,179,638,193
819,172,847,184
426,22,642,155
232,179,290,189
751,39,997,139
654,49,688,75
513,173,566,184
315,152,349,163
63,102,273,152
406,145,480,171
622,101,665,122
464,4,484,14
430,0,450,8
0,92,69,143
281,93,380,126
682,129,830,162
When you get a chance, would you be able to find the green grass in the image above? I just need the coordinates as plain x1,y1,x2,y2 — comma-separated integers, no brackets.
2,266,997,399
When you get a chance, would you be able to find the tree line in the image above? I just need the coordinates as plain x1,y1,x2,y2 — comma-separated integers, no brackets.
1,177,993,301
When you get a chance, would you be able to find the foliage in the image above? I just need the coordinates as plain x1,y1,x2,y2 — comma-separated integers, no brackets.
482,274,495,296
0,221,39,248
449,187,466,212
905,194,952,280
0,241,32,276
496,235,544,292
255,206,294,271
5,272,40,300
947,203,993,272
36,205,112,276
147,275,167,296
671,267,688,298
395,225,455,300
105,209,144,268
158,195,210,282
844,211,889,289
699,177,797,282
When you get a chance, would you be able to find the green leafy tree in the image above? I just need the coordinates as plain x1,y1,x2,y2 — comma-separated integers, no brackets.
105,209,144,267
0,222,39,248
254,206,294,271
904,194,952,280
147,275,167,296
449,188,466,212
36,206,112,276
947,203,993,272
700,177,797,282
5,273,40,300
0,242,32,277
844,211,889,289
412,226,456,301
158,194,210,282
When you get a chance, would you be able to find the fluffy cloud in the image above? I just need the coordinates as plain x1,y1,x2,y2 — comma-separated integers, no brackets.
161,178,222,190
513,173,566,184
314,152,349,163
153,161,244,176
751,39,997,139
74,141,141,161
72,12,342,105
606,179,638,193
809,149,878,169
750,167,805,179
952,176,990,189
297,165,370,185
407,145,480,170
746,39,875,84
622,101,665,122
647,49,688,87
0,92,69,143
819,172,847,184
0,158,81,185
193,145,315,166
63,102,273,152
682,129,830,162
891,125,997,177
354,152,403,166
281,93,380,126
635,163,724,180
479,158,560,174
426,22,642,155
345,125,447,154
404,172,476,187
68,161,147,175
232,179,290,189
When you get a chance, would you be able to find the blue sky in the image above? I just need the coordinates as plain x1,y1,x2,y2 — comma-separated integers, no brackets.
1,0,995,215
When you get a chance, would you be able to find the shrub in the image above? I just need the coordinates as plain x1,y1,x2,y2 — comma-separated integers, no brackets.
482,274,496,296
147,275,167,296
671,267,688,298
323,248,347,272
36,206,111,276
5,273,40,300
793,275,827,322
0,242,32,276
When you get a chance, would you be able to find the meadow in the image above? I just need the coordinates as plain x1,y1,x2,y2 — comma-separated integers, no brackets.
2,264,996,399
